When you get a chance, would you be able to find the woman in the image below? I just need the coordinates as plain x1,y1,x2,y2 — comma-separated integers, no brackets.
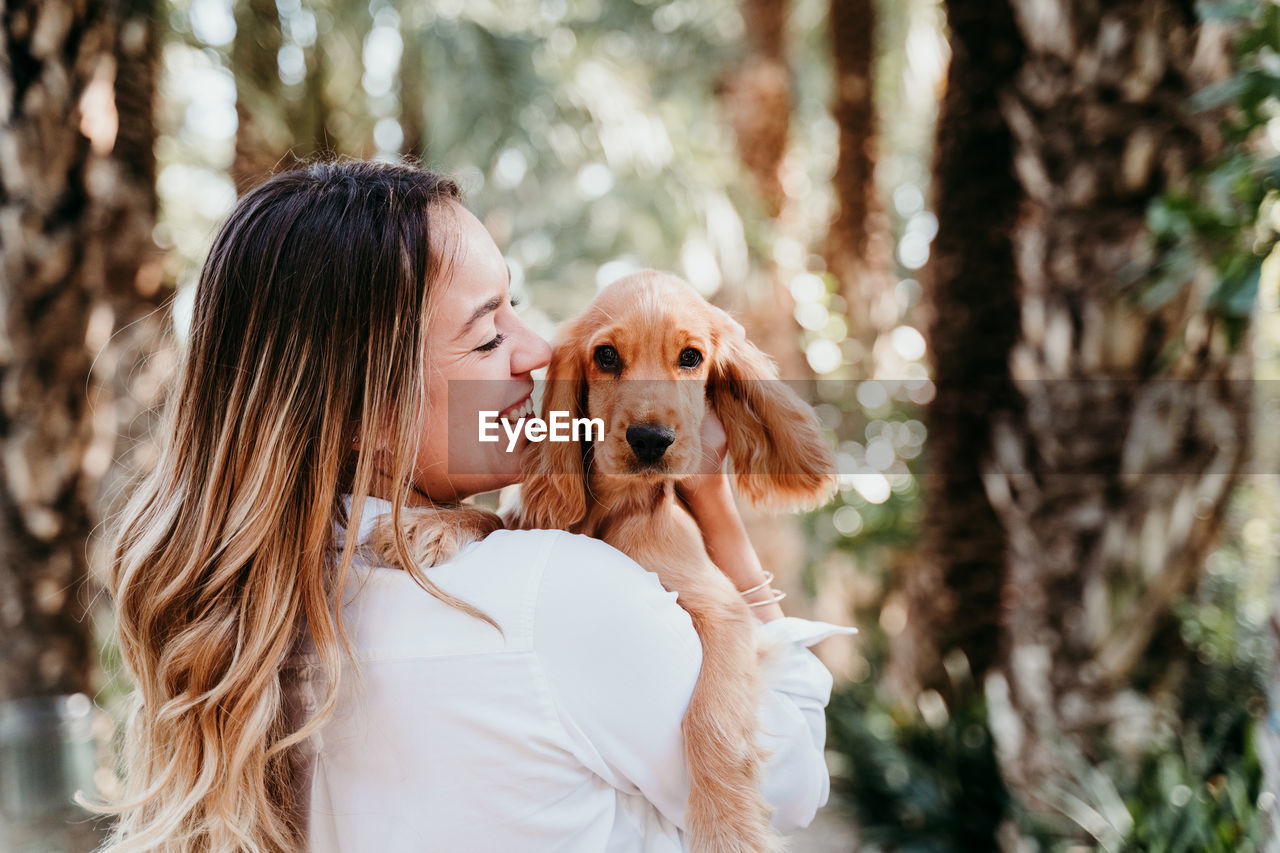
105,160,851,852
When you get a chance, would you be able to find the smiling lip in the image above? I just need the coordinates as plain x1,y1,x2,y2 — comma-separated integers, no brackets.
499,395,535,423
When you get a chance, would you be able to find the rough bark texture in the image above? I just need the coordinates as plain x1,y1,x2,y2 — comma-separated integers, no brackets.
982,2,1246,843
0,0,166,691
722,0,790,216
824,0,892,366
892,0,1025,701
1,0,166,844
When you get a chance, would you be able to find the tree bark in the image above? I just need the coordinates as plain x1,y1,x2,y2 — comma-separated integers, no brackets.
719,0,811,383
892,0,1025,701
1,0,165,845
717,0,839,653
824,0,893,368
722,0,790,217
982,2,1245,843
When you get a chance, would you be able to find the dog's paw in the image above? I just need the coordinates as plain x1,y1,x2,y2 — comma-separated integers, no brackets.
369,504,503,569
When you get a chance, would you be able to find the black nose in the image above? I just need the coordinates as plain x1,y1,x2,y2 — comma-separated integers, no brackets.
626,424,675,464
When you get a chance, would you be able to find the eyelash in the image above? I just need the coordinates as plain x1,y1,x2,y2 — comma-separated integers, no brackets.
476,333,507,353
474,297,522,353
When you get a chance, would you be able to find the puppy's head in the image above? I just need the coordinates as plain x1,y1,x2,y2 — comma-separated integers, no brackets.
576,272,718,483
519,270,835,527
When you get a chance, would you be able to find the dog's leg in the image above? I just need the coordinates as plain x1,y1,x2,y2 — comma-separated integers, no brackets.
609,514,783,853
678,583,783,853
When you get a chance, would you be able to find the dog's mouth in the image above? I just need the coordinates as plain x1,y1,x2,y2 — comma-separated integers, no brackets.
626,456,670,475
594,454,671,480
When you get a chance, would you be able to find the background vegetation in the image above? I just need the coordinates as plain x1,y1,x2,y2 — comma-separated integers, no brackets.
1,0,1279,850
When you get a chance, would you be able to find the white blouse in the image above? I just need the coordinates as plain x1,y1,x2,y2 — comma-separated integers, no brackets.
292,497,855,852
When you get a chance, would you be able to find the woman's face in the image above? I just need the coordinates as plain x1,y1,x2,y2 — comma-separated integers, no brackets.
407,203,552,502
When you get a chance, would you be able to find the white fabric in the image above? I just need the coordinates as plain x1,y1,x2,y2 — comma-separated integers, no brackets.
293,496,856,852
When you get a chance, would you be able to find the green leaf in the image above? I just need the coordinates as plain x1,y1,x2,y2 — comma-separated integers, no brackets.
1211,260,1262,317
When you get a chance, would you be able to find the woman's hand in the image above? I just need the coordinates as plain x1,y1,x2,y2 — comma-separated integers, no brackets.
678,410,785,623
674,407,732,505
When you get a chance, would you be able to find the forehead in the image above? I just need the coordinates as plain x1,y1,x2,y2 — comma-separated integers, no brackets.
431,204,507,321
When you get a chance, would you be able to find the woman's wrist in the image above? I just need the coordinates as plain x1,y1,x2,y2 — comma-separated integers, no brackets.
740,587,785,622
680,479,785,623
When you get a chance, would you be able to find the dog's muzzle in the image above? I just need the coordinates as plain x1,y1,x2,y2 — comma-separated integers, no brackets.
626,423,675,464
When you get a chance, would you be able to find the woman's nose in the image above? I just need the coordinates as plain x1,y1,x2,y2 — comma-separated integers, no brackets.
511,320,552,375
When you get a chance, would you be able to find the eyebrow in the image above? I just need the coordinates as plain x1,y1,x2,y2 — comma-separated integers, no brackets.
461,296,504,333
457,268,514,338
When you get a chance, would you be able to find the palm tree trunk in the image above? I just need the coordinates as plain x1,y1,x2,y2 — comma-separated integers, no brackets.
0,0,164,844
984,2,1246,842
824,0,893,368
718,0,836,648
232,0,288,190
232,0,340,189
892,0,1025,701
723,0,790,217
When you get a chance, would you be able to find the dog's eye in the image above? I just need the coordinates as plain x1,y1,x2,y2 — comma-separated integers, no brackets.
678,348,703,369
594,345,620,371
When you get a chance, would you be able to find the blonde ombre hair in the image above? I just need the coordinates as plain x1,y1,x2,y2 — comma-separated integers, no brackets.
102,160,495,851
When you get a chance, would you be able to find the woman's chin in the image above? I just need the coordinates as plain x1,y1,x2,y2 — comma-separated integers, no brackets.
474,452,524,494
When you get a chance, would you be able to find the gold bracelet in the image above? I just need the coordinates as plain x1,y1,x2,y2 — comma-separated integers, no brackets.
737,570,775,597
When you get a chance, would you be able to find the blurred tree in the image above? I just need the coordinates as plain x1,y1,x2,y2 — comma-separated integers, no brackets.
717,0,806,380
714,0,822,622
0,0,167,845
398,12,426,161
721,0,789,216
981,2,1251,844
0,0,158,712
231,0,338,191
823,0,893,369
893,0,1024,701
232,0,288,188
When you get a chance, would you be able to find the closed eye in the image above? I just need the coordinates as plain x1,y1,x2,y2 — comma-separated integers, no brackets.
475,333,507,353
474,296,521,353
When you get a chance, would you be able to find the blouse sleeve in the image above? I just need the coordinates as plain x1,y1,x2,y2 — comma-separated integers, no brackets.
531,531,855,833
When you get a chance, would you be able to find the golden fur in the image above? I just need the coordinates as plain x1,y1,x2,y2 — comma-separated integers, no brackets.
508,270,836,852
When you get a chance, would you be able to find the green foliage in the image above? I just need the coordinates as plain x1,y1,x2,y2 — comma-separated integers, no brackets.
1143,3,1280,345
1119,555,1268,852
824,531,1269,852
1122,728,1262,853
395,0,759,322
826,686,1008,852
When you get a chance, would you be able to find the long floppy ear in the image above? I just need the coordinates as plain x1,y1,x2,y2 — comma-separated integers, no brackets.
511,329,591,531
709,323,836,511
